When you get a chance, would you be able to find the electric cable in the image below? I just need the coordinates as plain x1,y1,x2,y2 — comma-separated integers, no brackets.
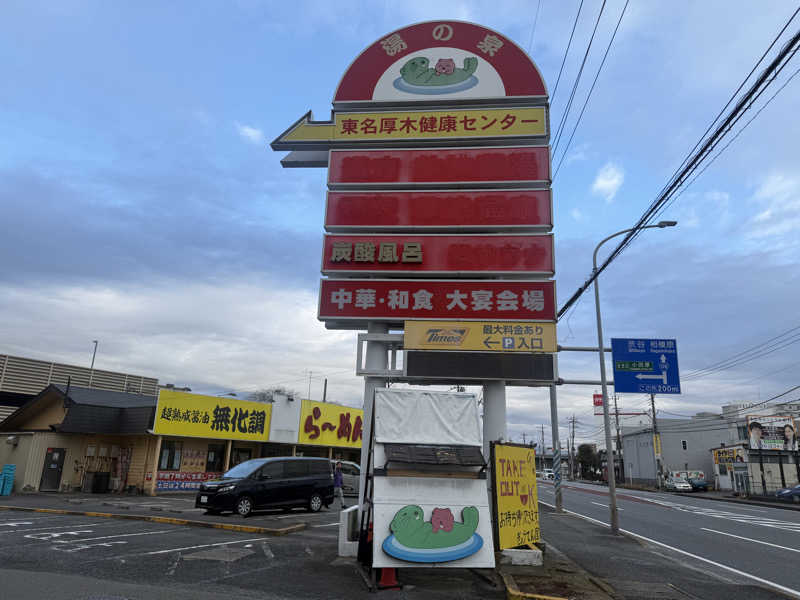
550,0,585,107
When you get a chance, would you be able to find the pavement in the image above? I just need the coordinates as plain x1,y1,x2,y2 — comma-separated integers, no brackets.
538,480,800,599
2,489,797,599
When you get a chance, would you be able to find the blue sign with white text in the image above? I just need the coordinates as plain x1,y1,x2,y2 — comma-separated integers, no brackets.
611,338,680,394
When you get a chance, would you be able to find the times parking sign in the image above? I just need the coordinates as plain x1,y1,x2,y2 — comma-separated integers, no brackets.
611,338,680,394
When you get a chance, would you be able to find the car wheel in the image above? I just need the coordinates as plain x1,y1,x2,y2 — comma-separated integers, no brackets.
308,492,323,513
236,495,254,517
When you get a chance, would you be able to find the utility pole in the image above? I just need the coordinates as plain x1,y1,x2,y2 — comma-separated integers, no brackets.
307,370,312,400
651,393,662,489
613,393,623,483
322,378,328,402
540,423,545,472
569,415,576,480
521,432,527,445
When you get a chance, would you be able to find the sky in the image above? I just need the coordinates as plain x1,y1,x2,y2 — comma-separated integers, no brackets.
1,1,799,451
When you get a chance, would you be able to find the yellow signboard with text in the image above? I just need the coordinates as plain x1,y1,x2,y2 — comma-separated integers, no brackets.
492,442,540,550
154,390,272,442
298,399,363,448
404,320,556,353
281,107,546,144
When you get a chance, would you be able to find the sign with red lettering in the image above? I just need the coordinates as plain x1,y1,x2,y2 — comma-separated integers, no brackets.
322,234,553,276
328,147,550,187
319,279,555,323
325,190,552,232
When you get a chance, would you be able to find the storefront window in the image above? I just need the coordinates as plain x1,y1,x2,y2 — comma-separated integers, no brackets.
159,441,182,471
206,444,225,472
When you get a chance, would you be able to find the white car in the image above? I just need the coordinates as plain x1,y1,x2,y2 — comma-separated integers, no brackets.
665,477,692,492
541,469,555,480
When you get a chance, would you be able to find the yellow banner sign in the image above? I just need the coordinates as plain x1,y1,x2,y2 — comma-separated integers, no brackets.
154,390,272,442
653,434,662,458
298,399,363,448
281,107,546,143
493,443,540,550
404,321,556,353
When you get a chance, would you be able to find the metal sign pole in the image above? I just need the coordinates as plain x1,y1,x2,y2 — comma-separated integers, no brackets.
549,384,562,512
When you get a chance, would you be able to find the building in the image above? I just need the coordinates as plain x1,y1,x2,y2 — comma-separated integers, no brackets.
0,353,158,423
621,416,723,486
0,386,362,495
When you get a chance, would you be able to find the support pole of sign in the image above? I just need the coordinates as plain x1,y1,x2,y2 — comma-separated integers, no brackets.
483,380,507,506
651,393,661,490
549,384,562,512
357,322,388,520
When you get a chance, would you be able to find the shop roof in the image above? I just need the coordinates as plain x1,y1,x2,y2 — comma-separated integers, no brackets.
53,384,156,408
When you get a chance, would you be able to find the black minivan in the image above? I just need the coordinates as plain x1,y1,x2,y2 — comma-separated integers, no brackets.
195,457,334,517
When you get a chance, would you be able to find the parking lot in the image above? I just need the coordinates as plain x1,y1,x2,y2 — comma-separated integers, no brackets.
0,511,503,600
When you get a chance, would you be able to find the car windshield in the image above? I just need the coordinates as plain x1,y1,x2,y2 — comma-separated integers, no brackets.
675,478,689,483
222,460,263,479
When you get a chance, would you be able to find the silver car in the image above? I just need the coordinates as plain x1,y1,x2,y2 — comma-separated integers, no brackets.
665,477,692,492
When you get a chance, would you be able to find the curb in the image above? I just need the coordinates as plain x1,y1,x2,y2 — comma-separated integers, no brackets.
499,571,568,600
0,505,306,536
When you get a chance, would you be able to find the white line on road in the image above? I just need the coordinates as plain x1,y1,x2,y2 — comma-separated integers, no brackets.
62,530,175,544
0,522,107,534
538,500,800,600
590,501,622,510
701,528,800,554
313,522,341,527
146,537,271,555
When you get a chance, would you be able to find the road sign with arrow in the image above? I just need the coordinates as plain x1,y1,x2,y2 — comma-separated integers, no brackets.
404,320,556,353
611,338,681,394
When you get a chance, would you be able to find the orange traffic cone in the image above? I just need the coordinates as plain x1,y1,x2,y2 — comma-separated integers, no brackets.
377,567,400,590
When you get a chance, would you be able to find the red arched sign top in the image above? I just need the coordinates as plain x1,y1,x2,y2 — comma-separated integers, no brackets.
333,21,547,103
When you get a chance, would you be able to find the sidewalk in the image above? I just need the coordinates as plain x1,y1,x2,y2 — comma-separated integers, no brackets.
0,491,329,534
524,504,787,600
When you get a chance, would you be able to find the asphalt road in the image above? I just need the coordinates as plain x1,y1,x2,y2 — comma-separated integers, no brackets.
0,511,502,600
538,480,800,598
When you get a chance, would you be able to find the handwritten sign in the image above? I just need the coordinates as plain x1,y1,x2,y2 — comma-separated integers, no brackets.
298,399,363,448
491,442,540,550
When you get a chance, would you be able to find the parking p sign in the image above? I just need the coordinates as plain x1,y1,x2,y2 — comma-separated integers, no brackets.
611,338,680,394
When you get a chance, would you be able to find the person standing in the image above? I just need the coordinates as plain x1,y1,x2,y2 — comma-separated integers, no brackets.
334,461,347,509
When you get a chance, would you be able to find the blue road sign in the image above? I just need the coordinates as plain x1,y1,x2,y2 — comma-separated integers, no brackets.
611,338,680,394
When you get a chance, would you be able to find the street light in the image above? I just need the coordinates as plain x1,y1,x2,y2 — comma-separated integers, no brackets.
594,220,677,535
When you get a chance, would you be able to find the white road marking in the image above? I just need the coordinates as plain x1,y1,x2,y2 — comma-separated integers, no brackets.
25,530,93,541
146,537,271,555
0,521,106,534
313,522,341,528
261,541,274,559
0,521,33,527
645,498,800,532
61,529,173,544
539,500,800,600
701,528,800,554
590,501,622,510
54,540,128,553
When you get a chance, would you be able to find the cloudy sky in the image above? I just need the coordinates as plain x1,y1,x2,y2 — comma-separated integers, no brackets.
2,1,799,449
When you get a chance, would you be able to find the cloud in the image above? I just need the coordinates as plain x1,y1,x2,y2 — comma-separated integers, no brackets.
746,172,800,241
235,122,265,145
591,162,624,203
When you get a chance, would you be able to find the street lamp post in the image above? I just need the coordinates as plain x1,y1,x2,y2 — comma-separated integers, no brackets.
593,220,677,535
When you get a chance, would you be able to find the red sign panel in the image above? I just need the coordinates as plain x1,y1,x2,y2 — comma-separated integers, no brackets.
593,393,603,415
333,21,546,102
322,234,553,276
328,147,550,186
325,190,552,232
319,279,556,322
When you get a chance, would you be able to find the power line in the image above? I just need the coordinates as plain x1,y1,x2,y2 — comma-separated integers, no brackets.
557,24,800,319
551,0,607,158
526,0,542,55
553,0,629,179
550,0,585,107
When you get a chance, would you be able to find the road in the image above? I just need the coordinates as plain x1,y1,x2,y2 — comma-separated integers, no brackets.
538,480,800,598
0,510,502,600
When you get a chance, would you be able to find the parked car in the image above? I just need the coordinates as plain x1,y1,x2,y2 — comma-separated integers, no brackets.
541,469,555,480
196,457,334,517
688,478,711,492
664,477,693,492
775,484,800,503
331,459,360,496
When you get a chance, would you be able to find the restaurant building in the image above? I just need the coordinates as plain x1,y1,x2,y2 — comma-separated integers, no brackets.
0,386,362,495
